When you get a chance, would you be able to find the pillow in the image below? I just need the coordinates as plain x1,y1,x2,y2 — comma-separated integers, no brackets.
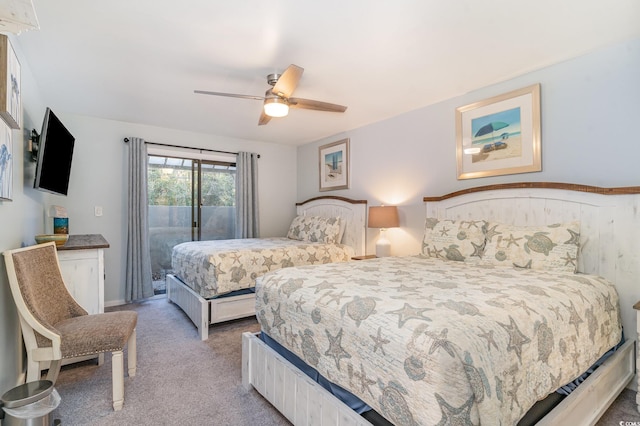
421,218,487,262
482,221,580,272
287,215,342,244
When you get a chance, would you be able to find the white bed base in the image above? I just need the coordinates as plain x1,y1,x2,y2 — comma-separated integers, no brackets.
167,196,367,340
242,183,640,424
167,274,255,340
242,332,374,426
242,332,634,426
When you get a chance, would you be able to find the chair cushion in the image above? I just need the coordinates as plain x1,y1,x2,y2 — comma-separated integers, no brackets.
55,311,138,358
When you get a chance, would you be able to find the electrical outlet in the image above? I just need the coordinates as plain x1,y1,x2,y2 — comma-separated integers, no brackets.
94,206,103,217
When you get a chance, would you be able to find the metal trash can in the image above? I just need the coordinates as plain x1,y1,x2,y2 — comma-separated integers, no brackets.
1,380,60,426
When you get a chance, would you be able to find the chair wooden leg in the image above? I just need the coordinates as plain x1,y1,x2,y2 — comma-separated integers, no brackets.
127,328,137,377
112,350,124,411
45,359,62,384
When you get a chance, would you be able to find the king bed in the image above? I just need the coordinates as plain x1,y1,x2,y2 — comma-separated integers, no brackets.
242,182,639,425
167,196,367,340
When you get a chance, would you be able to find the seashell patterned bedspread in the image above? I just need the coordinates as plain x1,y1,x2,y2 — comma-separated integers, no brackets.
255,255,622,425
171,238,354,298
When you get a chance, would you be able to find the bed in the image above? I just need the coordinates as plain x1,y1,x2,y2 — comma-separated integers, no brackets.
167,196,367,340
242,182,639,425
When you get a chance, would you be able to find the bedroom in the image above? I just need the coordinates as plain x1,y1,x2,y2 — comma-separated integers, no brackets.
0,1,639,424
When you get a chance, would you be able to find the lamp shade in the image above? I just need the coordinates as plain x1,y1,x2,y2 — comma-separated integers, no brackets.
368,206,399,229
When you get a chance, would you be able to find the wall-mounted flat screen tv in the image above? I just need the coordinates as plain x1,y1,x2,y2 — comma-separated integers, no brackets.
33,108,75,196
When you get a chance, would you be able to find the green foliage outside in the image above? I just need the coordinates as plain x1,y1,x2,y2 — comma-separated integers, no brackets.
148,162,235,207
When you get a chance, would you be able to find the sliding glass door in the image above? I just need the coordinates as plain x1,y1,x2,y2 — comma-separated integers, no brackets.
147,154,236,293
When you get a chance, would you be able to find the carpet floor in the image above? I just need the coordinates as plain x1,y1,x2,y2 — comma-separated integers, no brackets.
49,296,639,425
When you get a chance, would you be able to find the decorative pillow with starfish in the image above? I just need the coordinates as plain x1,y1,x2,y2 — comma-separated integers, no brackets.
287,215,342,244
421,218,487,262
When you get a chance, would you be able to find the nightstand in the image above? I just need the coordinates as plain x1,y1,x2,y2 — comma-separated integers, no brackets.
352,255,377,260
635,301,640,412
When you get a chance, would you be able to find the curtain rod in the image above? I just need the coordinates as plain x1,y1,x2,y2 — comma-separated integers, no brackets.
123,138,260,158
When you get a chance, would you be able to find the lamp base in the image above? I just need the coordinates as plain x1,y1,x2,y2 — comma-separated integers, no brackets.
375,237,391,257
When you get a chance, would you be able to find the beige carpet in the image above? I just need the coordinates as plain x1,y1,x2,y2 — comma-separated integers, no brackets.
49,297,638,425
50,297,288,425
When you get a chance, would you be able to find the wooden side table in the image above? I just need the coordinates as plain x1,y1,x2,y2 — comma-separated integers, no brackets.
352,255,377,260
635,301,640,412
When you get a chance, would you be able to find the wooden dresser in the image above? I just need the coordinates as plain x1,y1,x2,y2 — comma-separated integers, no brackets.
57,234,109,315
54,234,109,368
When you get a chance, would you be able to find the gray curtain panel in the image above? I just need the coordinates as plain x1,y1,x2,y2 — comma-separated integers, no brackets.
235,152,260,238
125,137,153,302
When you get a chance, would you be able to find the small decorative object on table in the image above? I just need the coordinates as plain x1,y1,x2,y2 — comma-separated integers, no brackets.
34,234,69,246
50,205,69,234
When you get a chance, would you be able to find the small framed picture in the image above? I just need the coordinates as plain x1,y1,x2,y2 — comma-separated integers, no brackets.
319,138,349,191
0,35,21,129
0,119,13,200
456,84,541,179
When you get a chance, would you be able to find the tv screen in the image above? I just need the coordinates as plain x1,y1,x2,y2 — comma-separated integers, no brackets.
33,108,75,196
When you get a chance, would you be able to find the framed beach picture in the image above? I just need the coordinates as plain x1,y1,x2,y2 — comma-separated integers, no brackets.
0,35,21,129
0,119,13,200
456,84,541,179
319,138,349,191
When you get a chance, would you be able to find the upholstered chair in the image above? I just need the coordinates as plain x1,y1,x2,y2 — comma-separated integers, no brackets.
3,242,138,411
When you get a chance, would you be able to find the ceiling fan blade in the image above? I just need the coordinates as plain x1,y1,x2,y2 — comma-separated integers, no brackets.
258,110,271,126
271,64,304,98
289,98,347,113
194,90,264,101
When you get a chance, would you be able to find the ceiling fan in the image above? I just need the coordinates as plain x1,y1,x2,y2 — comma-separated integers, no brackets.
194,64,347,126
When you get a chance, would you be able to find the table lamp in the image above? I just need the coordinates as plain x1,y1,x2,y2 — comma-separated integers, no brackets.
368,205,399,257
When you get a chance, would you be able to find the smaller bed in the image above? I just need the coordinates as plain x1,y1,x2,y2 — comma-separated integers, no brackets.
167,196,367,340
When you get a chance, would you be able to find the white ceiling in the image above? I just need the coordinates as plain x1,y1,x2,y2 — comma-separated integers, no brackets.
14,0,640,146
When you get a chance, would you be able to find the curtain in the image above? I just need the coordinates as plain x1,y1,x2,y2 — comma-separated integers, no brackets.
125,137,153,302
235,152,260,238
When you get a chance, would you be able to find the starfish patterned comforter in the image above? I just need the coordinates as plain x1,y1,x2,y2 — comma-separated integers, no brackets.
255,255,622,425
171,238,354,298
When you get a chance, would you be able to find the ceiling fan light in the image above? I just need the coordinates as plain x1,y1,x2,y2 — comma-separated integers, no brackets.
264,97,289,117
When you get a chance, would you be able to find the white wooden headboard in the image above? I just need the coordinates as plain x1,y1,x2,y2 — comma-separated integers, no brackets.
296,196,367,256
424,182,640,373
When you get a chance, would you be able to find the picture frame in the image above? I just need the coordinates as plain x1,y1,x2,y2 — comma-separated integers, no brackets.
319,138,349,191
0,34,21,129
456,84,541,179
0,118,13,200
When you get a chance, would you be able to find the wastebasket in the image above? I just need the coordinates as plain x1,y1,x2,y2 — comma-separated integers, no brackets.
0,380,60,426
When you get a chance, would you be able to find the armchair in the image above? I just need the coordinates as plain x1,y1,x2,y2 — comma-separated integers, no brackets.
3,242,137,411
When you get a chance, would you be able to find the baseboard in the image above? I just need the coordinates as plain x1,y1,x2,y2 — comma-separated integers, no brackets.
105,299,126,308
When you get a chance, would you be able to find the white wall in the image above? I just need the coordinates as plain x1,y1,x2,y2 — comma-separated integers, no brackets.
0,34,48,393
40,115,298,305
297,38,640,257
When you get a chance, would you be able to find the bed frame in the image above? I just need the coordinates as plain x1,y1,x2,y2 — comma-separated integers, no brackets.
167,196,367,340
242,182,639,425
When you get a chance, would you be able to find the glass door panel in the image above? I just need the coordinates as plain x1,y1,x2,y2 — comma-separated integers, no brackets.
147,155,196,288
199,161,236,241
